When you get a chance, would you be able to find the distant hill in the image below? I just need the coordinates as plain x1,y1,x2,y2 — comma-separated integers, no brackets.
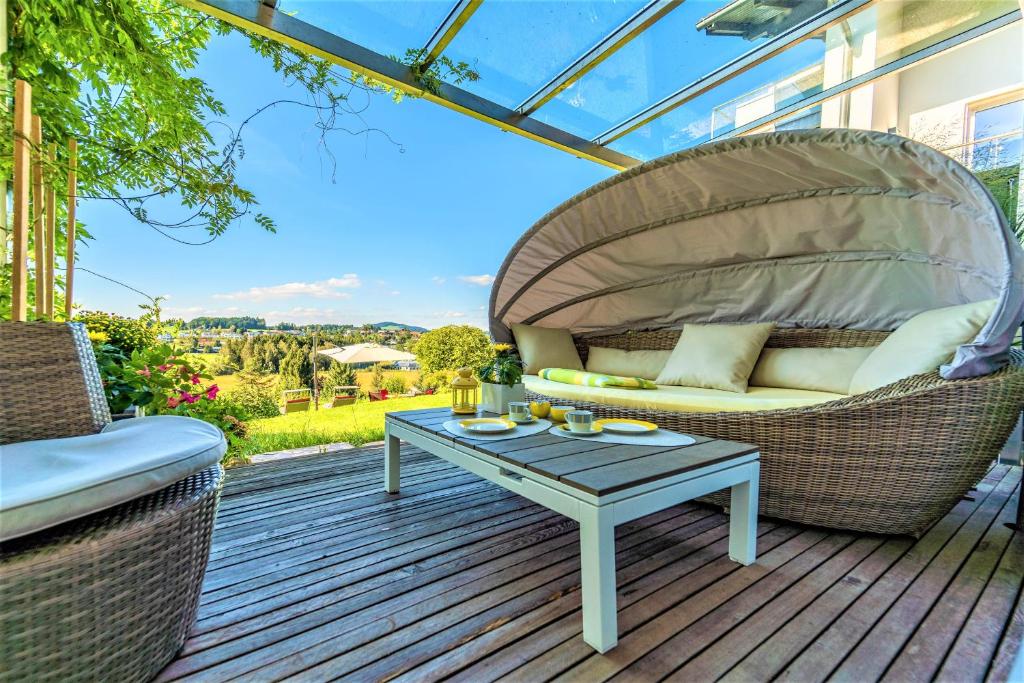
372,321,428,333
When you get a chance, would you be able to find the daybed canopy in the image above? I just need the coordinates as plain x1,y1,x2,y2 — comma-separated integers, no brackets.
490,129,1024,379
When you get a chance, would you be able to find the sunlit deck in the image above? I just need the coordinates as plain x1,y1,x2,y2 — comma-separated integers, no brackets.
159,445,1023,682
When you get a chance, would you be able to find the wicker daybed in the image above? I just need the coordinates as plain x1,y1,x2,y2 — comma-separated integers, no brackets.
491,130,1024,537
0,323,224,681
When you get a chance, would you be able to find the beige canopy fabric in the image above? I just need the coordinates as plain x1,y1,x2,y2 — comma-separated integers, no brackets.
318,343,415,365
490,129,1024,379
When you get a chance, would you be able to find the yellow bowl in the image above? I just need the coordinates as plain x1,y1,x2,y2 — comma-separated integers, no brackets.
549,405,575,423
529,400,551,418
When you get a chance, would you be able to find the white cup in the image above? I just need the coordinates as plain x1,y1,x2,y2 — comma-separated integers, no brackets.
508,401,531,422
566,410,594,433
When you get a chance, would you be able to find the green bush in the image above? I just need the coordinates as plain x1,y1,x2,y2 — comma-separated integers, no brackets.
227,371,280,419
383,374,408,395
369,363,387,390
75,310,156,355
413,325,493,372
418,369,453,393
322,360,358,392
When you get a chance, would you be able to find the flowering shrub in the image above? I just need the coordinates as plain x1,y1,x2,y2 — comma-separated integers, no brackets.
95,342,247,441
76,311,157,355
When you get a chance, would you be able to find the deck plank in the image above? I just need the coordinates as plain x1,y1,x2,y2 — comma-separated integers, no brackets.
158,446,1022,682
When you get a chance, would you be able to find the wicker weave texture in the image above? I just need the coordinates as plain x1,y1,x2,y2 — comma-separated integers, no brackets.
529,329,1024,536
0,466,223,682
0,322,110,445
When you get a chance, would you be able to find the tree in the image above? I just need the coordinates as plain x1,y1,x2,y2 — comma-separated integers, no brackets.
323,360,357,393
413,325,494,373
278,346,310,391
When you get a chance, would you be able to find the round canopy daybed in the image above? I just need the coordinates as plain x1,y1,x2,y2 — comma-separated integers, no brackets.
490,129,1024,536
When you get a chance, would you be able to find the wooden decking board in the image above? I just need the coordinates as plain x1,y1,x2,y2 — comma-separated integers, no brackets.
200,492,551,604
207,477,504,568
210,466,484,547
188,510,572,645
936,511,1024,682
212,459,461,533
883,469,1023,682
777,464,1016,682
987,579,1024,683
215,450,438,513
209,472,498,559
669,536,887,682
194,506,565,625
166,500,724,681
205,487,518,581
720,536,914,682
828,468,1020,681
438,524,801,683
257,512,749,683
159,447,1022,682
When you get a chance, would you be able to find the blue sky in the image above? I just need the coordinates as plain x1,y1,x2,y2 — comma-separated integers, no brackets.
75,29,613,330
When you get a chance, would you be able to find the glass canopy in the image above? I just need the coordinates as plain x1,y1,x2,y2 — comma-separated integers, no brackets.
197,0,1021,171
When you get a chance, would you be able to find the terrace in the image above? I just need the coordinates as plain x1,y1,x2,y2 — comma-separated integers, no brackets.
3,0,1024,681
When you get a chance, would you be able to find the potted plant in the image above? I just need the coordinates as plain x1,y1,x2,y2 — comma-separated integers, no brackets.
476,348,525,414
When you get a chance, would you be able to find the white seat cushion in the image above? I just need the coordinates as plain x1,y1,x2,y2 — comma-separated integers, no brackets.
0,415,226,541
524,375,844,413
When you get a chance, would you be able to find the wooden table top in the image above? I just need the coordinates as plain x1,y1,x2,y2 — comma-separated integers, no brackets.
386,407,758,497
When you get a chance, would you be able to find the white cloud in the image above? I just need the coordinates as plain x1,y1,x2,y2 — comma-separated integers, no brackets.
458,274,494,287
431,276,447,285
213,274,361,302
390,290,401,296
440,310,467,318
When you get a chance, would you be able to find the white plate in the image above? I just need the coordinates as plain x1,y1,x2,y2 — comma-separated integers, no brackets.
465,422,514,434
601,422,654,434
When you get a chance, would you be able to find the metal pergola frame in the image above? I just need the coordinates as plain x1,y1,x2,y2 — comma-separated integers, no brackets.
180,0,1021,170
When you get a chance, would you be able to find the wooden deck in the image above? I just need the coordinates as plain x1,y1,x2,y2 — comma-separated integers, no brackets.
159,445,1023,682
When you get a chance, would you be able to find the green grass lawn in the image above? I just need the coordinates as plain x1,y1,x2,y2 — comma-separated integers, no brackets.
230,392,449,464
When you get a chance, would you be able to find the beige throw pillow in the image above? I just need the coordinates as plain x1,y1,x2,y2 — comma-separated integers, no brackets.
655,323,775,393
749,347,876,395
585,347,672,381
848,299,997,394
511,323,584,375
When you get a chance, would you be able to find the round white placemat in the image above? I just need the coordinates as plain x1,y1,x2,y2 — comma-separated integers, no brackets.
444,419,552,440
548,425,696,447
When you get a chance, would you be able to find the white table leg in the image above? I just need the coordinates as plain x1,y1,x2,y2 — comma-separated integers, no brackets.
728,461,759,565
579,503,617,653
385,424,400,493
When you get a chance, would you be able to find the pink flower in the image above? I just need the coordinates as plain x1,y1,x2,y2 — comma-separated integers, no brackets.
166,396,181,408
136,367,151,378
157,364,172,372
190,373,201,385
179,391,200,405
206,385,220,400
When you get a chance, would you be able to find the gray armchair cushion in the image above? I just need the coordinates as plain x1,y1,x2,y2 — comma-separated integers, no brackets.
0,416,226,541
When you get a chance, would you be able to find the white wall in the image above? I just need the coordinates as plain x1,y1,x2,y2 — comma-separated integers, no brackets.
898,23,1023,146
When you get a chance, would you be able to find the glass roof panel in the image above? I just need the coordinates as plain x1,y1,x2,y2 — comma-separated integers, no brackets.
438,0,648,109
608,0,1019,160
533,0,827,139
280,0,453,59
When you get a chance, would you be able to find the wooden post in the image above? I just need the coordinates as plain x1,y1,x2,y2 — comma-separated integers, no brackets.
65,139,77,319
31,114,44,319
10,80,31,322
45,143,56,317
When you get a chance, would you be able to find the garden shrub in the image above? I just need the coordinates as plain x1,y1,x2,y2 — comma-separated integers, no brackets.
227,371,280,419
75,310,156,355
383,374,408,395
419,370,453,393
413,325,493,372
369,363,387,391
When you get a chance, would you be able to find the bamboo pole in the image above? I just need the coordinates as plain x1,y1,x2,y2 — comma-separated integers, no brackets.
10,80,31,322
31,114,44,318
65,139,78,319
45,143,56,317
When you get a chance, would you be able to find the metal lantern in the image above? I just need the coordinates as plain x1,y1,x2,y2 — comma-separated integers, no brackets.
451,367,479,415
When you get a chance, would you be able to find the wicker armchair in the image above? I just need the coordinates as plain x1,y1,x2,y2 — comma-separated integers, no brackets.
524,327,1024,536
0,322,223,682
